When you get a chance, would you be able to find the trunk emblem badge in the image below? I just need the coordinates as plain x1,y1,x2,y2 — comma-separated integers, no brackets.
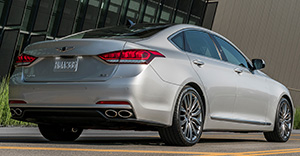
56,46,74,53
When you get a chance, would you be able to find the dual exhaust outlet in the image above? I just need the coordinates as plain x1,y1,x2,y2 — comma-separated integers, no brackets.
10,108,23,117
105,109,133,118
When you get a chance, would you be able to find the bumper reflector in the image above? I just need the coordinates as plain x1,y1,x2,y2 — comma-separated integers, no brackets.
96,101,130,105
9,100,27,104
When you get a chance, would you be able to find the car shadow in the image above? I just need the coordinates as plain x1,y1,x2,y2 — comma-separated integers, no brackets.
0,136,266,146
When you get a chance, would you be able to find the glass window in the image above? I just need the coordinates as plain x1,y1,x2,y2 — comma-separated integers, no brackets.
126,0,141,22
143,0,160,23
159,0,176,23
202,2,218,29
82,0,102,30
57,0,80,37
30,35,46,44
0,1,4,20
6,0,27,26
188,0,206,25
33,0,55,32
174,0,191,23
63,24,171,39
0,29,19,76
214,36,249,68
184,30,220,60
105,0,123,26
170,32,184,50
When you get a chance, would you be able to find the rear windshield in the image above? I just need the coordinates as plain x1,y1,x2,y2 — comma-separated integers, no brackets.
63,24,172,39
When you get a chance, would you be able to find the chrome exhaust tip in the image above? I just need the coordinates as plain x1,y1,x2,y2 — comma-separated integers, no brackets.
10,108,16,116
105,109,118,118
15,108,22,116
71,128,78,133
118,110,133,118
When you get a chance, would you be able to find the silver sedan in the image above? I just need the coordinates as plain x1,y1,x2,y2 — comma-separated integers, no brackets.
9,24,295,146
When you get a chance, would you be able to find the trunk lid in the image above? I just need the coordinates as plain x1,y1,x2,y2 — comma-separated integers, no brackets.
22,39,126,82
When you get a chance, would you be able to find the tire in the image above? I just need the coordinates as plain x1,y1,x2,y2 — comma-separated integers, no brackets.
264,98,293,142
38,124,83,141
159,86,204,146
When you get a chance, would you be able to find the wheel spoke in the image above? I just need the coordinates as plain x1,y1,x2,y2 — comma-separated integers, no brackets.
280,125,285,137
180,106,187,114
283,104,287,117
183,95,189,111
188,123,193,140
191,109,201,117
181,117,188,126
190,97,198,112
183,122,188,136
188,93,193,111
191,122,198,135
192,117,201,126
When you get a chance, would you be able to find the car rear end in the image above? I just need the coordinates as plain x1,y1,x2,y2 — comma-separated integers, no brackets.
9,24,182,130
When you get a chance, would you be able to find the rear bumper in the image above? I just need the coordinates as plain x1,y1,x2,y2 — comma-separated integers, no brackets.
9,65,181,127
9,107,166,130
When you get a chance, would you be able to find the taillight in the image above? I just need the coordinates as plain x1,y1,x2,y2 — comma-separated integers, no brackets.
16,53,37,66
98,49,165,64
9,100,27,104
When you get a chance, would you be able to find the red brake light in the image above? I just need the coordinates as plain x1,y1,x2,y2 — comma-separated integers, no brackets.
98,49,165,64
16,53,37,66
9,100,27,104
96,101,130,105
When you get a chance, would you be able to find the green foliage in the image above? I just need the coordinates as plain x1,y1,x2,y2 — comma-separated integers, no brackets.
0,77,36,127
294,108,300,129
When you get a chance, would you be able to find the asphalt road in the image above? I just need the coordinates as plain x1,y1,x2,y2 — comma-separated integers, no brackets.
0,127,300,156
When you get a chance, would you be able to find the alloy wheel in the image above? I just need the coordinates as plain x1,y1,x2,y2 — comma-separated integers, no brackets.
179,91,202,142
278,101,292,140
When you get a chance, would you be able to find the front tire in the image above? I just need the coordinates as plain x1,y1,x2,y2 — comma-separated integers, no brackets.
38,124,83,141
159,86,204,146
264,98,293,142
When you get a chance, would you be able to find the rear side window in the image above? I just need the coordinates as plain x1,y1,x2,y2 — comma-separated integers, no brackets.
184,30,220,60
170,32,185,50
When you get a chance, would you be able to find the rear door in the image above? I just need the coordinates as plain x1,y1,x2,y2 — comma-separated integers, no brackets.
176,30,238,121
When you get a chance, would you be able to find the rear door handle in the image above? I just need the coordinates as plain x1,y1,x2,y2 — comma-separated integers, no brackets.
193,59,205,66
234,68,243,74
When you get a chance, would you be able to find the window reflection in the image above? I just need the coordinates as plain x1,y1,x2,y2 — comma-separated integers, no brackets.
143,0,160,23
105,0,123,26
57,0,80,37
159,0,176,23
33,0,55,32
126,0,141,22
83,0,102,30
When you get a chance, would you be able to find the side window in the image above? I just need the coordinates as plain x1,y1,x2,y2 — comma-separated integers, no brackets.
184,30,220,60
214,36,249,68
170,32,184,50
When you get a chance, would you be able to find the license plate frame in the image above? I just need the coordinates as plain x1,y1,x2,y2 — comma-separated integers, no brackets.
53,57,79,72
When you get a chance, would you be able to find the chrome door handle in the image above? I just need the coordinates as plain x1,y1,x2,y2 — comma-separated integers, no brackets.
234,68,243,74
193,60,205,66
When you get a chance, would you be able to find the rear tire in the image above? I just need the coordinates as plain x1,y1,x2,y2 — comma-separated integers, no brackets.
38,124,83,141
159,86,204,146
264,98,293,142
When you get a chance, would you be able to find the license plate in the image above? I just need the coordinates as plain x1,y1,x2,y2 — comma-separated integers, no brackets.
53,58,79,72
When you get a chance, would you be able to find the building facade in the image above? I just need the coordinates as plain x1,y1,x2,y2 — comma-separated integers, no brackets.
0,0,217,78
212,0,300,107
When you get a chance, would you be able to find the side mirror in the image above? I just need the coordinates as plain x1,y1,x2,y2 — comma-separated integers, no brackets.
252,59,265,70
